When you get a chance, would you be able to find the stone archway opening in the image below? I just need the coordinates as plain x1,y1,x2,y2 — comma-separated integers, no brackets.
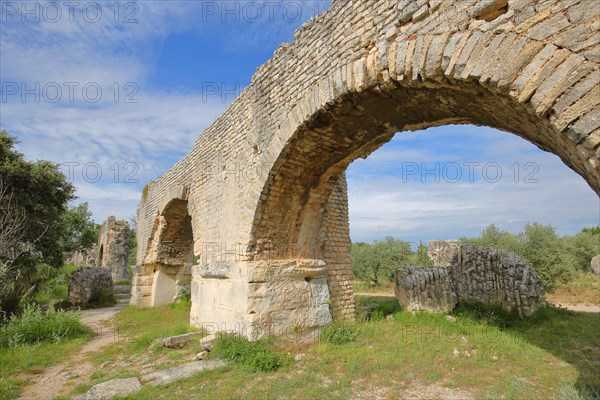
345,123,597,244
132,197,194,307
249,77,599,329
344,123,596,316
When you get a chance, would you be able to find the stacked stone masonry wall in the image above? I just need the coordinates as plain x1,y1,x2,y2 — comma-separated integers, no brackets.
396,241,545,316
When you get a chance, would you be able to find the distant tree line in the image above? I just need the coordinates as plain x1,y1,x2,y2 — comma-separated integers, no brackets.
351,236,431,285
0,130,98,319
351,223,599,292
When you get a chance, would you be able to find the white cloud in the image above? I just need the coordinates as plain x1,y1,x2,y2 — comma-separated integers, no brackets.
0,0,332,224
1,1,597,237
1,92,228,222
347,127,600,243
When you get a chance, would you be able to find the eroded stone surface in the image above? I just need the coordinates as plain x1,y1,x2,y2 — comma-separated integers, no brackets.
140,360,226,386
395,242,546,316
96,217,131,282
428,241,461,268
68,268,113,306
395,266,457,312
163,331,205,348
73,378,142,400
133,0,600,339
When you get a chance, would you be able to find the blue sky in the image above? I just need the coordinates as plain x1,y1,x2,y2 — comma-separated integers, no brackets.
1,1,598,244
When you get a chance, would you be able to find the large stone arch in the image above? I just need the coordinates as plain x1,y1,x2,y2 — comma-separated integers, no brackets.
134,0,600,339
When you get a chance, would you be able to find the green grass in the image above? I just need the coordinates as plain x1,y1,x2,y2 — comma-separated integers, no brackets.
78,300,205,389
321,320,361,344
0,305,92,400
212,333,290,372
0,337,92,399
0,304,91,348
355,295,401,321
52,295,598,399
567,272,600,291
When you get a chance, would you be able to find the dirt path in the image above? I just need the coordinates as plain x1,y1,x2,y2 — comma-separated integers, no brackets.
552,303,600,313
18,303,127,400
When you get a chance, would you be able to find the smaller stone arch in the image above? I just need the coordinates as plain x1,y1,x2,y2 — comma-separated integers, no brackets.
131,187,194,307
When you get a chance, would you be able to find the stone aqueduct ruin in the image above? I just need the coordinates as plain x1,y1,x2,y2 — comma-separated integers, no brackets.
132,0,600,339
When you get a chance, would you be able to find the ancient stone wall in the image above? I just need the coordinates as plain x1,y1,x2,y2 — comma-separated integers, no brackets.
451,245,545,316
395,266,457,312
132,195,193,307
396,242,545,316
96,217,131,283
134,0,600,338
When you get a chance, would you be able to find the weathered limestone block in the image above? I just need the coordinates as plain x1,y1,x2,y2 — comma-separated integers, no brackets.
395,266,457,312
591,255,600,277
68,267,113,306
163,331,204,348
73,378,142,400
451,245,545,316
140,360,226,386
428,240,461,267
96,216,131,282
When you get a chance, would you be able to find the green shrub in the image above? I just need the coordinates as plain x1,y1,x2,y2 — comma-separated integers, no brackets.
91,287,117,308
0,304,91,348
370,309,385,321
212,333,289,372
29,264,78,307
355,295,402,321
321,320,360,345
352,237,429,285
176,285,191,302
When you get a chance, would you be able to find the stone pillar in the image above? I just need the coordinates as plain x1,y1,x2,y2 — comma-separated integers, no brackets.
320,173,355,320
96,216,131,283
